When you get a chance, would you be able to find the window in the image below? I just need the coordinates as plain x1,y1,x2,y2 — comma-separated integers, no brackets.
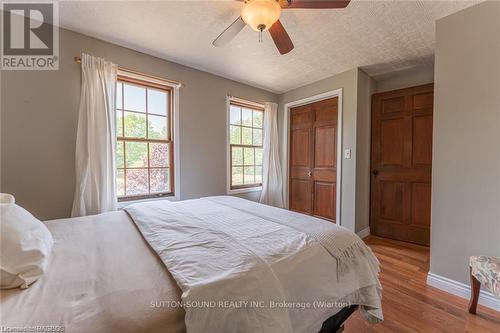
228,99,264,191
115,74,174,200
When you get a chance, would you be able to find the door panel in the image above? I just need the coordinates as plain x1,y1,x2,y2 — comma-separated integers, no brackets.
380,119,405,166
289,97,338,222
371,84,433,245
314,98,338,122
291,129,310,167
313,169,337,182
291,106,312,127
413,92,433,109
314,126,336,167
379,181,404,223
411,183,431,227
290,179,312,214
314,182,336,220
412,115,433,166
381,96,405,114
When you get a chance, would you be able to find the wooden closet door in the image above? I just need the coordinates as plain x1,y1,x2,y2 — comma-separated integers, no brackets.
289,97,338,222
290,104,313,214
371,84,433,245
311,98,338,221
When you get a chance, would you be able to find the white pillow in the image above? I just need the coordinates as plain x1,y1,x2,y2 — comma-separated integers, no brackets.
0,202,54,289
0,193,15,204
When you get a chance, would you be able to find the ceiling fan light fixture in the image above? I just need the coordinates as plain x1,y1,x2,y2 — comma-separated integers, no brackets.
241,0,281,32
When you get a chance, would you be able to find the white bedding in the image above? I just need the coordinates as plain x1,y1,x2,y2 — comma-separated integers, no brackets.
125,196,383,333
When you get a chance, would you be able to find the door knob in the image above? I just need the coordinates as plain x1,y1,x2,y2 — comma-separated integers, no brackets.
372,170,379,176
308,171,312,177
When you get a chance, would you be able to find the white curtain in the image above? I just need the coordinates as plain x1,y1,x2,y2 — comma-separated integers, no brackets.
259,102,284,208
71,54,118,217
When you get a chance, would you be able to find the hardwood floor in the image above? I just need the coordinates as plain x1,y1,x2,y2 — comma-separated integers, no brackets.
344,236,500,332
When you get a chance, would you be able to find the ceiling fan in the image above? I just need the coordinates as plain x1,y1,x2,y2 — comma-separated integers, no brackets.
212,0,351,55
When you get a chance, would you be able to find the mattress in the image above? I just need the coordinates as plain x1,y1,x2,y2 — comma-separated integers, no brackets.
0,211,185,333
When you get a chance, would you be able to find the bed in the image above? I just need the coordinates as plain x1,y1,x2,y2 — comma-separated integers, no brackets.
0,196,382,332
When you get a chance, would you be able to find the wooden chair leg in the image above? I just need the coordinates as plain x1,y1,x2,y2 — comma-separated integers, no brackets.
468,266,481,314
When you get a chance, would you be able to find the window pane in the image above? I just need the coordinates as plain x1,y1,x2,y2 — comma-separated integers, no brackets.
253,128,263,146
116,110,123,137
148,115,168,140
230,105,241,125
125,141,148,168
124,112,146,138
244,166,255,184
126,168,148,196
124,83,146,112
116,169,125,197
253,110,263,128
232,146,243,166
148,89,168,115
242,108,253,127
232,166,243,186
116,141,125,168
255,166,262,184
244,147,254,166
116,82,123,109
255,148,263,166
150,143,169,167
242,127,252,145
230,125,241,144
150,168,169,193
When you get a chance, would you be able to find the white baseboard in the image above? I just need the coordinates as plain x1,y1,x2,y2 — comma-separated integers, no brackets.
357,227,370,239
427,272,500,312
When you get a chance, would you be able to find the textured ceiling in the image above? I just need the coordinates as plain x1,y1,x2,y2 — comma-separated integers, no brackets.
58,0,480,93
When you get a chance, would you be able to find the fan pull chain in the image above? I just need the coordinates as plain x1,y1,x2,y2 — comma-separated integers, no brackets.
257,24,265,43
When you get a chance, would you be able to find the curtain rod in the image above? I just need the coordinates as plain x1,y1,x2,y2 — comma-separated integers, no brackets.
74,56,184,88
228,94,266,108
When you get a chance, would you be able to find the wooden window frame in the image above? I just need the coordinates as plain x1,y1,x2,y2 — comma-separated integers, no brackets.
116,74,175,202
228,99,265,192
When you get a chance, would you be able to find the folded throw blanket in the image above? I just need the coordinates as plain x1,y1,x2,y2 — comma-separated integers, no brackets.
125,196,382,333
205,196,380,278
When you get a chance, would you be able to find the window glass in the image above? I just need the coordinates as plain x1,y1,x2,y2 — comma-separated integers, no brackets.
229,101,264,190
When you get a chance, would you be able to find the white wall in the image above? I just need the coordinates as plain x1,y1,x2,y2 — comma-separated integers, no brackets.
355,70,376,233
0,28,277,220
430,1,500,285
374,66,434,93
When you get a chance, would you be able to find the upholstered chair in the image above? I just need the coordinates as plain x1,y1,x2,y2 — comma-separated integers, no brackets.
469,256,500,314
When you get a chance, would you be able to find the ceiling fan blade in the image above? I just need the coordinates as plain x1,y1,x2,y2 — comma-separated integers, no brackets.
212,17,246,47
269,20,294,55
280,0,350,9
